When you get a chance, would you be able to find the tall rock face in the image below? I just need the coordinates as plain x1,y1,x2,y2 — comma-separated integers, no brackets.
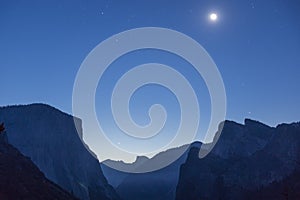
102,142,202,200
0,131,78,200
211,119,275,159
176,120,300,200
0,104,119,200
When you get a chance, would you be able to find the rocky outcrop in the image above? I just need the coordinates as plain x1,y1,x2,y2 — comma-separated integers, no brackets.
211,119,275,159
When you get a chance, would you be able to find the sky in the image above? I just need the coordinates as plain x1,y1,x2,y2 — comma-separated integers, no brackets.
1,0,300,162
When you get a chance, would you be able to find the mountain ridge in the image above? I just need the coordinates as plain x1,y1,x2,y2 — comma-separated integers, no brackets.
1,103,299,200
97,118,285,200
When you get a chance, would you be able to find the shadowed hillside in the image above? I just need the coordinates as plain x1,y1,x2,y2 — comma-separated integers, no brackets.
0,126,78,200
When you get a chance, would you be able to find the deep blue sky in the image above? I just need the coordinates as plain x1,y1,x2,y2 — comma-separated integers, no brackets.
1,1,300,160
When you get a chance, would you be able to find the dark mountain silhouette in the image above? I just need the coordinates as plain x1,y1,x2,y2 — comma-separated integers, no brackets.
0,128,78,200
0,104,119,200
1,103,299,200
176,120,300,200
101,119,287,200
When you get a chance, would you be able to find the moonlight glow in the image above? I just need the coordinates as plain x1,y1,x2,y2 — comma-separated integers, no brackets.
209,13,218,21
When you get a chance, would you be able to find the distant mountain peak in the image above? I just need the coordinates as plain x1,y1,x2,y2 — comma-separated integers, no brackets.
276,121,300,129
134,155,150,163
244,118,273,128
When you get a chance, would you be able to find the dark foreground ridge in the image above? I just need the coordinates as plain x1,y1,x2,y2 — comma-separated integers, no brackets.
0,129,78,200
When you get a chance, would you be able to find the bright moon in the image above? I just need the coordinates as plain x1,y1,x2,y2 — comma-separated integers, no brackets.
209,13,218,21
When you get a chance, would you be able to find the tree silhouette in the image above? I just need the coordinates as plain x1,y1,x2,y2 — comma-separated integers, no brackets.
0,123,5,134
